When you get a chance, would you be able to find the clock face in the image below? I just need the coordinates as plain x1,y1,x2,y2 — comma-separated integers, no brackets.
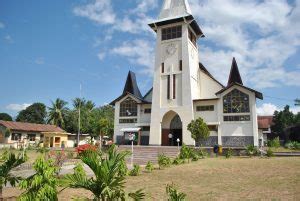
166,43,177,56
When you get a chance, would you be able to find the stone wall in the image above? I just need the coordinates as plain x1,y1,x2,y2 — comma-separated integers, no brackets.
222,136,254,147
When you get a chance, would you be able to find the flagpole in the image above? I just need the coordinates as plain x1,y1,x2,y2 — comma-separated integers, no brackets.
77,84,82,147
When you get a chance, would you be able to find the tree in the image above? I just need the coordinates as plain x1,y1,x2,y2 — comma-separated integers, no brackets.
0,113,12,121
96,118,114,139
295,99,300,106
19,157,58,201
16,103,47,124
65,145,144,200
48,98,68,128
187,117,210,146
0,153,26,198
271,105,295,142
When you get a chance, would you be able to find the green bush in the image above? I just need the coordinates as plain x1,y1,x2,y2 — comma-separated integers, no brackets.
173,157,184,165
179,144,193,162
225,148,233,158
285,141,300,150
158,154,172,169
266,149,274,157
191,151,199,161
196,148,208,159
246,145,259,157
267,137,280,148
129,164,140,176
145,161,154,172
119,159,129,176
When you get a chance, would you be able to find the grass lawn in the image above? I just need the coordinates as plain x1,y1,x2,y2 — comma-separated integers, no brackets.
3,157,299,200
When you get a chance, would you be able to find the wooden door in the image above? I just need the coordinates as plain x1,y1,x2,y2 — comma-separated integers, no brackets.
161,129,170,146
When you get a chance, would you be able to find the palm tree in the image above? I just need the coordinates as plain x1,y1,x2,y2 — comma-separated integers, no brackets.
65,145,144,200
0,153,26,198
48,98,68,128
73,98,86,110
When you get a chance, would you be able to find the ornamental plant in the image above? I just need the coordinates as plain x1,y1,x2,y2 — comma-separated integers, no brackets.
47,150,68,175
145,161,154,172
75,144,97,154
166,183,186,201
129,164,141,176
225,148,233,158
187,117,210,146
19,157,58,201
158,154,172,169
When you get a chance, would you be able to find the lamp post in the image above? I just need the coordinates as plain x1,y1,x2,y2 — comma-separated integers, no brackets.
168,133,173,146
129,133,135,167
176,138,180,150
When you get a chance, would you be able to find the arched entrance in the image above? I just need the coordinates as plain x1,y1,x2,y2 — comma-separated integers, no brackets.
161,111,182,146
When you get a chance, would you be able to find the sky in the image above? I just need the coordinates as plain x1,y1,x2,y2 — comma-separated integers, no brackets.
0,0,299,117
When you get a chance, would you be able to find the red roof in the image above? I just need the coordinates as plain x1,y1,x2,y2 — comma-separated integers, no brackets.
0,120,65,133
258,116,273,129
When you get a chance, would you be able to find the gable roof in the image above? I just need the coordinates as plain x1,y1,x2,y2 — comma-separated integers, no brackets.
216,82,263,99
0,120,65,133
199,63,225,88
227,57,243,86
258,116,274,129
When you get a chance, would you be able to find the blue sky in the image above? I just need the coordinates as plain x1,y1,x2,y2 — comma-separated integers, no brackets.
0,0,299,117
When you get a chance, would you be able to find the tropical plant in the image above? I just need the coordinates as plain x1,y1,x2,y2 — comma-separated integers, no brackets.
16,103,47,124
19,157,58,201
158,154,172,169
172,157,184,165
191,151,199,161
196,148,208,159
179,144,193,162
65,145,144,200
166,183,186,201
128,189,146,201
245,145,259,157
225,148,233,158
129,164,140,176
76,144,97,155
145,161,154,172
47,150,68,175
267,137,280,148
0,152,26,198
0,113,12,121
119,158,129,176
48,98,68,128
187,117,210,146
285,141,300,150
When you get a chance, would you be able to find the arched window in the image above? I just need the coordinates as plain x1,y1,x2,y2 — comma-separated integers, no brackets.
120,97,137,117
223,89,250,113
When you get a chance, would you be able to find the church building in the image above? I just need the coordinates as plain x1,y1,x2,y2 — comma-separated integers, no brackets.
110,0,263,147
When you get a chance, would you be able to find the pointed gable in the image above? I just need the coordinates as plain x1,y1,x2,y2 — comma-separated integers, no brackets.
227,57,243,86
123,71,142,99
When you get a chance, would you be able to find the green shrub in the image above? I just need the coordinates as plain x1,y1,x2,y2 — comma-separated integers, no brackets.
179,144,193,162
196,148,208,159
191,151,199,161
225,148,233,158
267,137,280,148
129,164,140,176
36,147,49,154
172,157,184,165
158,154,172,169
246,145,259,157
266,149,274,157
145,161,154,172
285,141,300,150
166,183,186,201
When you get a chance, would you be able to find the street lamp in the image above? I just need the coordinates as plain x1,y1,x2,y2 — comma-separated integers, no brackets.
176,138,180,150
129,133,135,167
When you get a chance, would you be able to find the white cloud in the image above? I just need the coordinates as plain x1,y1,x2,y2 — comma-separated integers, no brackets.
73,0,116,25
257,103,300,116
0,22,4,29
97,52,106,61
6,103,31,112
111,39,154,74
189,0,300,89
34,57,45,65
4,35,13,43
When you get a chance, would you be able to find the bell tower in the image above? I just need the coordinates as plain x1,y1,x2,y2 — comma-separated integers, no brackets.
148,0,204,145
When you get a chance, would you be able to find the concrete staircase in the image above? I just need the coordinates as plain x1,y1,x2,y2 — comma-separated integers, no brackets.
117,145,180,165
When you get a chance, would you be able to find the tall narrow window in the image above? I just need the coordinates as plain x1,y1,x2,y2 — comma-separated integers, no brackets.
173,74,176,99
162,63,164,73
179,60,182,71
167,75,170,99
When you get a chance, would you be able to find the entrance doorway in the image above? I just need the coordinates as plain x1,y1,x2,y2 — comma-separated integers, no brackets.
161,111,182,146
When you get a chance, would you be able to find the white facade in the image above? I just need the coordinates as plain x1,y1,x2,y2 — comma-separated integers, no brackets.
111,0,263,147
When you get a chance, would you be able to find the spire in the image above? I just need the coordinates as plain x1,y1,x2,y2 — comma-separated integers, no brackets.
227,57,243,86
159,0,192,20
123,71,143,99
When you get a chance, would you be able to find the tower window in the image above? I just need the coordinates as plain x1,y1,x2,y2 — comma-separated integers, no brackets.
162,26,182,41
179,60,182,71
223,89,250,113
167,75,170,99
120,97,137,117
173,74,176,99
188,29,197,47
162,63,164,73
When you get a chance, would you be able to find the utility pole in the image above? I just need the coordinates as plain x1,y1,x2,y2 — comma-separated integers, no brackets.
77,84,82,147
